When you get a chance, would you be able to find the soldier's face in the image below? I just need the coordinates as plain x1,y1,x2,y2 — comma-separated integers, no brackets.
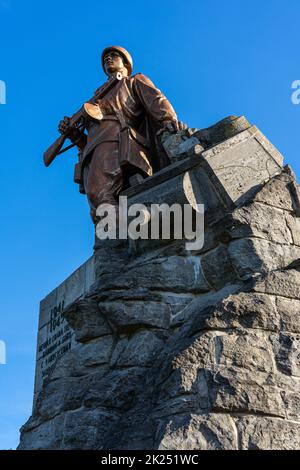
104,52,125,75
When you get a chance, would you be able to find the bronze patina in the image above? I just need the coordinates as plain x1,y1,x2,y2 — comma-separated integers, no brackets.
44,46,185,222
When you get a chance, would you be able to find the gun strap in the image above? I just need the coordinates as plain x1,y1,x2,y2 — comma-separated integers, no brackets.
92,72,123,102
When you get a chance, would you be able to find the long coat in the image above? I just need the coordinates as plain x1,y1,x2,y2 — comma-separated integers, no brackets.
74,73,177,193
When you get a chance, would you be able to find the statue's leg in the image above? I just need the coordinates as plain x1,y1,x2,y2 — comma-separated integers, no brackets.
82,163,96,222
83,142,124,223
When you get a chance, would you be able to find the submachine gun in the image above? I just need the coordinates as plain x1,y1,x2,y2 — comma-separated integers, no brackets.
43,72,123,167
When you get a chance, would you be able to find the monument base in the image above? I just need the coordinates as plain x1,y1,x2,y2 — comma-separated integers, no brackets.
19,118,300,450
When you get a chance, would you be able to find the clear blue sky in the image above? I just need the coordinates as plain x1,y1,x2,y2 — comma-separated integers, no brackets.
0,0,299,449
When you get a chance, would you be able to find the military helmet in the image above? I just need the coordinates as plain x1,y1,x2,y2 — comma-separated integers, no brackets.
101,46,133,76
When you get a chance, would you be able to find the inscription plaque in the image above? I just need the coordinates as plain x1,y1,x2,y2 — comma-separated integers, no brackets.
33,256,95,406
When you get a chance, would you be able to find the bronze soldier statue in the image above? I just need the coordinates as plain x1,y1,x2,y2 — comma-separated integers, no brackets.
47,46,185,222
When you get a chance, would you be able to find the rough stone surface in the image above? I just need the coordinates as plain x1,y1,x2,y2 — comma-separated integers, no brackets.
155,413,238,450
64,297,112,342
201,126,283,207
194,115,250,149
236,416,300,450
98,300,171,332
19,121,300,450
161,130,203,162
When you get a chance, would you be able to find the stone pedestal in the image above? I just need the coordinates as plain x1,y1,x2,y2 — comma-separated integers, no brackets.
19,117,300,450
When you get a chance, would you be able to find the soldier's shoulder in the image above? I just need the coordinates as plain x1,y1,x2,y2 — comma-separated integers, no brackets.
131,73,155,87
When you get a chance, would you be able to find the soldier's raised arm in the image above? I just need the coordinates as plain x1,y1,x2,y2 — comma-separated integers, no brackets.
132,73,185,133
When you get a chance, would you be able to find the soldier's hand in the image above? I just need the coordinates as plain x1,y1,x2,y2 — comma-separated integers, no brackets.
177,120,187,131
164,120,187,133
58,116,71,135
